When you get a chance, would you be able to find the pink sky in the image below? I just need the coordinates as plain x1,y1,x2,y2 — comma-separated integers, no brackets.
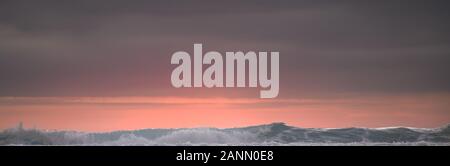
1,94,449,132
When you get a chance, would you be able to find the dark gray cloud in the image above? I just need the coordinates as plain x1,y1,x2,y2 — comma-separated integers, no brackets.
0,0,449,97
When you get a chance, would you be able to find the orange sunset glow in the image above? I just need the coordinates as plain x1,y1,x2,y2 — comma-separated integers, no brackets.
1,94,449,132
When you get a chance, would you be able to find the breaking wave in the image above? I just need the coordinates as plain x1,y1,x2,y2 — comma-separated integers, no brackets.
1,123,449,146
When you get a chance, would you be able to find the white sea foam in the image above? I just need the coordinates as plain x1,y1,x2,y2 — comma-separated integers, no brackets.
1,123,449,146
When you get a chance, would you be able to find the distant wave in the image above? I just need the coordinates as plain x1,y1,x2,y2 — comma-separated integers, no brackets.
1,123,449,145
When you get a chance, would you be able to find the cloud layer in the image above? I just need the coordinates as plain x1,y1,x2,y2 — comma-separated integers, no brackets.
0,0,449,97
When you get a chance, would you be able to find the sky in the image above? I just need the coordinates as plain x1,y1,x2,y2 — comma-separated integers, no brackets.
1,0,450,131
